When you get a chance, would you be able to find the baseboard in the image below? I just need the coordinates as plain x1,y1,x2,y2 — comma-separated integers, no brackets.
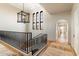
73,48,79,56
70,45,77,56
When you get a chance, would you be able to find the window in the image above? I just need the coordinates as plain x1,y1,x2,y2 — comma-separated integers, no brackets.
36,12,39,30
32,13,36,30
32,11,43,30
40,11,43,30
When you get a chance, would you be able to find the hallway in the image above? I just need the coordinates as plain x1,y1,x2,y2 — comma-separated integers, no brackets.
0,3,79,56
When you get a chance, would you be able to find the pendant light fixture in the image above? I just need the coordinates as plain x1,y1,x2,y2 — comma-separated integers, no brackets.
17,3,30,23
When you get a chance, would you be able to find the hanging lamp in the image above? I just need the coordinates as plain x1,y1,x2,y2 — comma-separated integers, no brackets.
17,3,30,23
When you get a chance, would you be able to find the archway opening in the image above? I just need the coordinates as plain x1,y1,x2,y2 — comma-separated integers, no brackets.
56,19,68,44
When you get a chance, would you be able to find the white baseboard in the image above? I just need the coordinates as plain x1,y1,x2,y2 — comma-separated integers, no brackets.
74,48,79,56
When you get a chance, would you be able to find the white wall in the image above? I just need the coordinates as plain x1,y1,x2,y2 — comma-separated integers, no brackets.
71,4,79,55
27,4,71,42
50,12,71,42
0,3,28,32
27,4,53,39
0,3,71,42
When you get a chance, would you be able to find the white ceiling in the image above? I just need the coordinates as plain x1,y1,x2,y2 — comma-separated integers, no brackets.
40,3,73,14
9,3,31,12
9,3,73,14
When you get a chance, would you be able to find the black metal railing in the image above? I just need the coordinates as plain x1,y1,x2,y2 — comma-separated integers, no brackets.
0,30,32,54
31,33,47,55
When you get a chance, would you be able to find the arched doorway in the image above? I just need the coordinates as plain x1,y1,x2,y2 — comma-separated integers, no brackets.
56,19,68,44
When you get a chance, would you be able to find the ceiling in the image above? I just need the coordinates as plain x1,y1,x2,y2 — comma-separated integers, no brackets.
40,3,73,14
9,3,73,14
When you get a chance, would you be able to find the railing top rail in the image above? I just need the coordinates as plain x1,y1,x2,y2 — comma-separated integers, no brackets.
0,30,32,34
32,33,47,39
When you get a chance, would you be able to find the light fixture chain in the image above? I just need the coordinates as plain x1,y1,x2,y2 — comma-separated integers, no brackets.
23,3,24,11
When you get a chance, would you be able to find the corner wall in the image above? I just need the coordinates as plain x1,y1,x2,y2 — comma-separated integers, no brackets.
71,4,79,55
